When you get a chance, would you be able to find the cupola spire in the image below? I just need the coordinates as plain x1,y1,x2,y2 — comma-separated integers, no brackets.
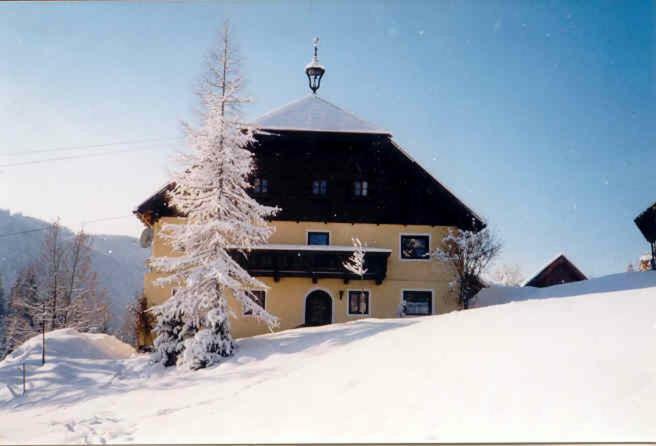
305,37,325,94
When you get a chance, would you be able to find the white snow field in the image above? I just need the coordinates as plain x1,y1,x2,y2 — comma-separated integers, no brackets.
1,271,656,444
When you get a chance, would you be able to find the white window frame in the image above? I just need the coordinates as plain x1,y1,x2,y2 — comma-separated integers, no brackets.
346,288,372,317
400,289,435,316
243,289,267,316
399,233,431,261
306,229,331,246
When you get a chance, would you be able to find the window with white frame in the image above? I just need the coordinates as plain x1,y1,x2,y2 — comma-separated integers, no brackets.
244,290,266,315
402,290,432,316
348,290,370,315
307,231,330,245
400,234,430,260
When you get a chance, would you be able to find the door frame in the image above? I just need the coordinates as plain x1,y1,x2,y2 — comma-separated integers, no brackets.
303,287,335,325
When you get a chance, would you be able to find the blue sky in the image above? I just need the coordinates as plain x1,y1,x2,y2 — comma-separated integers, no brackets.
1,0,654,278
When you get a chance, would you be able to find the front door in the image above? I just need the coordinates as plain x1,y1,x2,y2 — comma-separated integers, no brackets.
305,290,332,326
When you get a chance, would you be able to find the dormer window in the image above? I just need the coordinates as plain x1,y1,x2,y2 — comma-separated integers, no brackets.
353,180,368,197
253,178,268,194
312,179,327,196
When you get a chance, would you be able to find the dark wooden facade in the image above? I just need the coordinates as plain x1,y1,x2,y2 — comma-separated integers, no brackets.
231,247,390,285
524,255,587,288
135,130,484,231
634,201,656,269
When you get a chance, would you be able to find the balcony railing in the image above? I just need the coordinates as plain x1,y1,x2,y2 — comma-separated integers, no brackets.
232,244,391,284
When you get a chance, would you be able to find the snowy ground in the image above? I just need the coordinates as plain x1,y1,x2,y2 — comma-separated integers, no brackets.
1,272,656,444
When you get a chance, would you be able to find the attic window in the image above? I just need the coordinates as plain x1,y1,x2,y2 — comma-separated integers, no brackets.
312,179,327,196
253,178,268,194
353,180,368,197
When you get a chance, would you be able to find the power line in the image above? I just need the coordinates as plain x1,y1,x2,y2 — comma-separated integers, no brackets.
0,145,172,168
0,215,134,239
5,137,182,157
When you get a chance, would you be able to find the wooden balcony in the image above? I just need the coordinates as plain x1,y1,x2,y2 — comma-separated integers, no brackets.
232,244,391,284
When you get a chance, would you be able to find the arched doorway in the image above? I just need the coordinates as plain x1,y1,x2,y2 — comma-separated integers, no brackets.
305,290,333,326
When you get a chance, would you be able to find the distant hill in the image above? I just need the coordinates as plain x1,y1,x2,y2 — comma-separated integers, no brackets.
0,209,149,329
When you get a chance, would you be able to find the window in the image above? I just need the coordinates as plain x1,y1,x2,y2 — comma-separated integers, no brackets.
307,231,330,245
348,290,370,315
312,179,327,196
253,178,268,194
244,290,266,315
353,180,368,197
400,234,430,260
402,290,432,316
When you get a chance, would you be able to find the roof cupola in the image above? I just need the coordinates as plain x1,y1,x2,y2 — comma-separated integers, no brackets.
305,37,325,94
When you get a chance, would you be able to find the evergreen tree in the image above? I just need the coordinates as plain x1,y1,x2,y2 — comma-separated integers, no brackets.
4,265,42,356
150,22,278,369
0,276,6,357
152,299,187,367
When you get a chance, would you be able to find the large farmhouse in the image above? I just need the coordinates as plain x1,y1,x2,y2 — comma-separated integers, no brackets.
134,46,484,344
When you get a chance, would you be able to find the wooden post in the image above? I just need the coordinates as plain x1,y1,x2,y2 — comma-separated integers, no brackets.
41,309,46,366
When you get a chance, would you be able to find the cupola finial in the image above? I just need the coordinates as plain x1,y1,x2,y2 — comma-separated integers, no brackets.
305,37,325,94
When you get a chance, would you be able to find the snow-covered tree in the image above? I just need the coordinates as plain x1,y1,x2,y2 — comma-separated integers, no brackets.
434,228,501,309
0,276,6,357
343,237,367,278
4,264,46,361
3,225,111,360
63,230,111,333
38,220,68,330
150,21,279,369
152,298,187,367
490,264,525,286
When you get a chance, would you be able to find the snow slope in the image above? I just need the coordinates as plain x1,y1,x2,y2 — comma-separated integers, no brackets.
474,269,656,308
1,272,656,443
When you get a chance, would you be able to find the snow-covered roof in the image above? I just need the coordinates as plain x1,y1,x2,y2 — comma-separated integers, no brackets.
254,94,390,135
250,244,392,253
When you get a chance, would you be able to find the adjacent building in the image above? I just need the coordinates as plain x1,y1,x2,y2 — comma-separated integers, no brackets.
634,201,656,270
522,254,587,288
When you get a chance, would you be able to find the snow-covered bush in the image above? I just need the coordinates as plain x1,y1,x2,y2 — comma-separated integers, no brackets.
434,228,501,309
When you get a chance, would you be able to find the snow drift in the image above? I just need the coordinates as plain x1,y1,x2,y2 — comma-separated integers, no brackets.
1,272,655,443
474,269,656,308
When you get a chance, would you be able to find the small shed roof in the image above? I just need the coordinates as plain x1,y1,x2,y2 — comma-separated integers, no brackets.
522,253,587,288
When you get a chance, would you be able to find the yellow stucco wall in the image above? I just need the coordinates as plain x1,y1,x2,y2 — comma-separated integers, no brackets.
143,218,458,340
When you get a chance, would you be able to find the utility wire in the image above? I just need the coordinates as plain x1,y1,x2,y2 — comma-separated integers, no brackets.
5,137,182,157
0,145,173,168
0,215,134,239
